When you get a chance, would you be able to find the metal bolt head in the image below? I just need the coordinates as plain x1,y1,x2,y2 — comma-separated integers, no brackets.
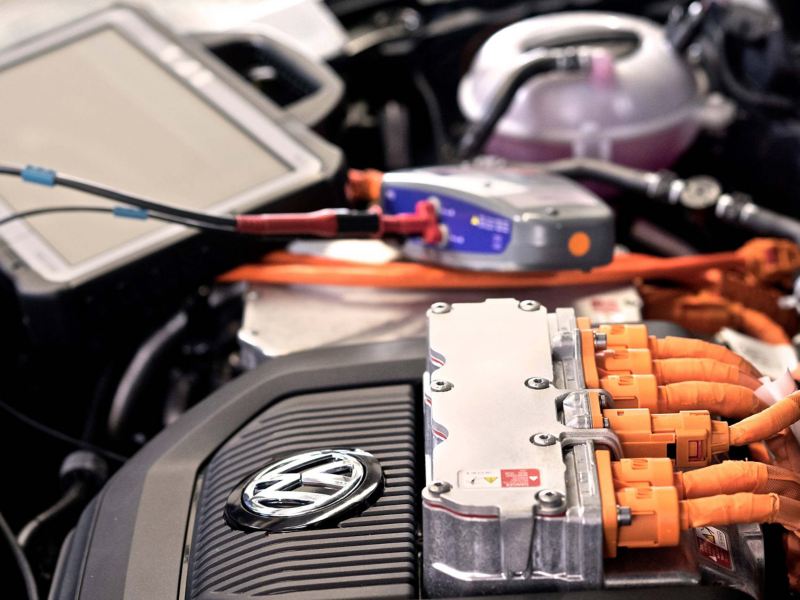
518,300,541,312
593,332,608,351
431,380,453,392
536,489,566,514
602,417,611,429
617,506,633,526
428,480,452,495
530,433,557,446
525,377,549,390
430,302,451,314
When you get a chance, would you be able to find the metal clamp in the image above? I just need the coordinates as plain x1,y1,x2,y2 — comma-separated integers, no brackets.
560,429,624,459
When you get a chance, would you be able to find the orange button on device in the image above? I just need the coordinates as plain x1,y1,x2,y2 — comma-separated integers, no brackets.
568,231,592,257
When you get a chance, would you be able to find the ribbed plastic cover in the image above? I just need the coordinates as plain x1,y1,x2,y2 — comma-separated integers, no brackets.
186,385,418,599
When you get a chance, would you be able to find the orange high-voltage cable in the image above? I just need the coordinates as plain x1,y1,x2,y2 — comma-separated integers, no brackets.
651,359,762,390
219,250,747,289
679,492,800,532
674,461,800,501
655,381,764,417
647,336,762,377
641,287,791,345
729,391,800,446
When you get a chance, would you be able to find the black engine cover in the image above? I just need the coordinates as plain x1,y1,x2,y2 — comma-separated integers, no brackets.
188,386,418,599
49,340,426,600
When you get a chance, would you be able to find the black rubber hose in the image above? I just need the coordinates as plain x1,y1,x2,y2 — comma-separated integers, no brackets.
16,483,83,552
533,157,676,199
534,157,800,245
0,510,38,600
457,50,589,160
716,194,800,245
107,311,189,440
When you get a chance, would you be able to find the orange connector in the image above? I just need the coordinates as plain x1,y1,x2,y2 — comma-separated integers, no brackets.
596,348,653,376
344,168,384,203
616,486,682,548
597,450,681,556
598,377,761,418
600,374,658,409
603,408,729,467
611,457,677,490
594,323,650,350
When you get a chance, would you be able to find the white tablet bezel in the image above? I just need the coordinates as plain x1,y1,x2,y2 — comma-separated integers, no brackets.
0,6,323,284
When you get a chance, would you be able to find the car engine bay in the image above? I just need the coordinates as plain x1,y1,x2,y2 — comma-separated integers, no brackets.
3,1,800,599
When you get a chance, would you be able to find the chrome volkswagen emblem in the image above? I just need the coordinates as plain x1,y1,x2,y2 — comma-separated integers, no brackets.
225,449,383,532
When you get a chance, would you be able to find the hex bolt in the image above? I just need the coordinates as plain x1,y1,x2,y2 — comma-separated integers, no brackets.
593,331,608,351
617,506,633,526
530,433,557,446
430,302,451,314
536,489,565,514
428,481,452,495
603,417,611,428
518,300,541,312
431,380,453,392
525,377,550,390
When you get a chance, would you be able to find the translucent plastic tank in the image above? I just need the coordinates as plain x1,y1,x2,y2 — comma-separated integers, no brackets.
458,12,705,170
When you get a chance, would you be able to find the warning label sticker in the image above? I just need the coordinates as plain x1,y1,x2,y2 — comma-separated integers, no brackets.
695,526,733,570
459,468,541,489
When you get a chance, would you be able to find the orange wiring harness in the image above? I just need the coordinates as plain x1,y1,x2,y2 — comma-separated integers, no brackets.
584,321,800,589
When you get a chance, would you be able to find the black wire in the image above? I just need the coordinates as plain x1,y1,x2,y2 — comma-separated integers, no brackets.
55,176,237,227
457,51,585,160
0,205,237,233
0,206,115,227
0,398,127,464
712,25,798,115
0,510,39,600
413,70,452,162
0,165,237,227
17,484,84,552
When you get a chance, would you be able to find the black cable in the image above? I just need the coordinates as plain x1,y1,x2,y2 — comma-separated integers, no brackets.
0,165,237,227
0,398,127,464
0,510,38,600
0,205,237,233
0,206,114,226
457,49,590,160
413,70,452,162
17,483,83,552
107,311,189,441
55,175,237,227
712,25,798,114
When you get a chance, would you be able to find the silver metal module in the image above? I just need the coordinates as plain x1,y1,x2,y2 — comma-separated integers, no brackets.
423,298,609,596
422,298,763,598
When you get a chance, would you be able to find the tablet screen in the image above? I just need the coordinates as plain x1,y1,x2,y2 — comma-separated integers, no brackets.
0,28,290,265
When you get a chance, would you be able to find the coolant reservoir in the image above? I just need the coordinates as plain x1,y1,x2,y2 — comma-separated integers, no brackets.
458,12,704,170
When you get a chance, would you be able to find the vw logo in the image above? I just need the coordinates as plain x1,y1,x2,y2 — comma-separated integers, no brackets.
225,449,383,532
